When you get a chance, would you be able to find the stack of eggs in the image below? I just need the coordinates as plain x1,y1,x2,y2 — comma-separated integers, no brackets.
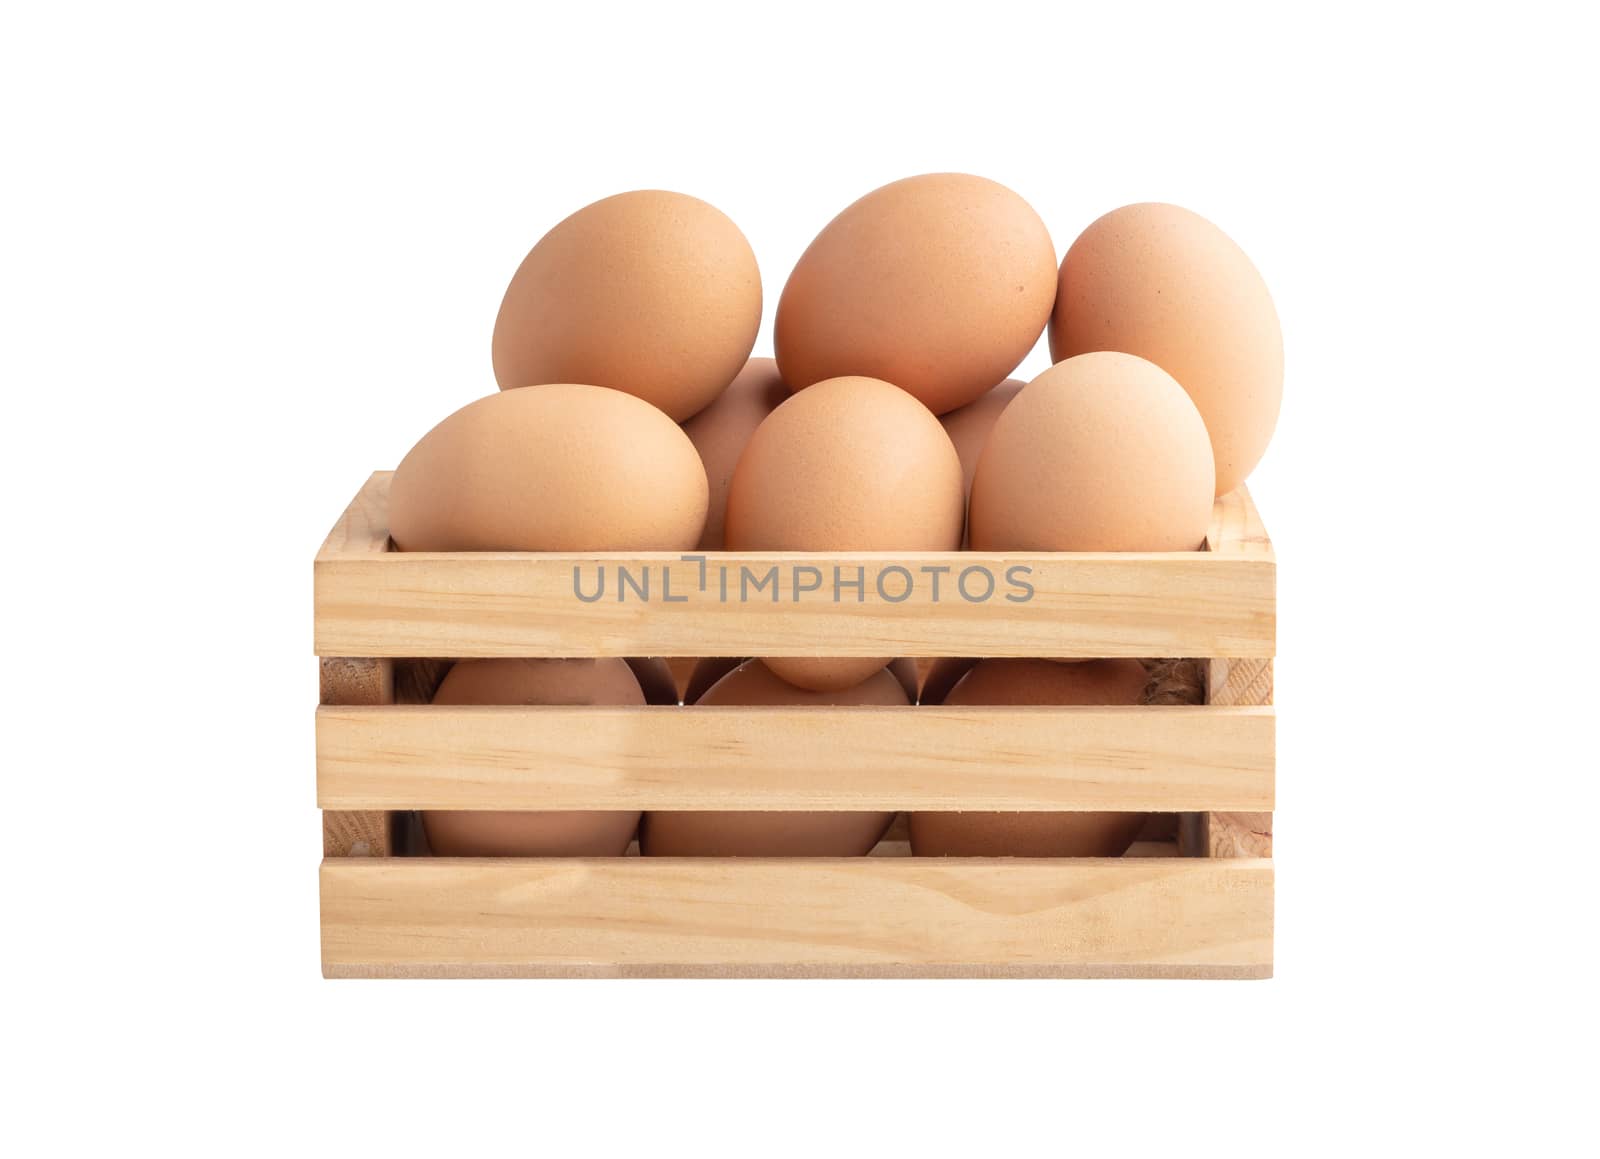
387,175,1282,860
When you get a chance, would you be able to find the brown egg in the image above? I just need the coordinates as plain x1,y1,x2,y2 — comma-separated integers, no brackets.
885,658,919,702
640,661,905,856
389,384,708,551
939,378,1023,546
757,657,883,693
625,657,680,705
725,375,964,690
422,659,644,856
684,657,742,706
1049,203,1282,496
680,357,788,549
918,657,978,706
775,174,1057,414
689,656,919,703
492,190,761,421
909,659,1149,857
968,353,1214,552
941,379,1024,497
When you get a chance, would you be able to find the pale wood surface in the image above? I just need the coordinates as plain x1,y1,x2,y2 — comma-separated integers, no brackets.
1204,813,1275,859
314,473,1274,659
313,475,1277,977
318,498,403,856
321,856,1273,979
1205,486,1274,557
317,704,1274,812
317,473,393,558
319,658,396,857
1199,657,1275,858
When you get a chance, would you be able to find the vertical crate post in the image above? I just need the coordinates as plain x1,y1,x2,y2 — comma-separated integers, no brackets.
1198,657,1274,857
316,475,408,857
1181,486,1276,859
321,657,396,857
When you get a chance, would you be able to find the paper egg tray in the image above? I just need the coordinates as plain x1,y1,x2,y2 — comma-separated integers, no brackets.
314,472,1275,978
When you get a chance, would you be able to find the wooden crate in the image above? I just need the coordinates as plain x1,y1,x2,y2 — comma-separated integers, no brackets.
315,472,1275,978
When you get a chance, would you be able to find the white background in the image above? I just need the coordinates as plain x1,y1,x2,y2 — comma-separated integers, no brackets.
5,1,1595,1153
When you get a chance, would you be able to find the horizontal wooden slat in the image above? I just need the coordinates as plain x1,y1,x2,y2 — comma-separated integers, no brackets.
315,551,1273,658
316,704,1273,812
313,474,1273,659
320,856,1273,979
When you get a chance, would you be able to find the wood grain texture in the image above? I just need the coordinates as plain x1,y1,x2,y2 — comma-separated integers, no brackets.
1208,657,1275,707
316,704,1275,812
1206,485,1274,557
317,472,394,559
319,659,396,857
320,856,1273,979
1199,657,1275,858
313,473,1273,659
1204,813,1275,859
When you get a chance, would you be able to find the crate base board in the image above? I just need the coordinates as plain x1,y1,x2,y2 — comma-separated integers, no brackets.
321,856,1273,980
323,963,1271,980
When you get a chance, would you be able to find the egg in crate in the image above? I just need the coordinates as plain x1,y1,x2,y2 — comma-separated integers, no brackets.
968,352,1214,552
625,657,681,706
421,659,645,856
639,660,907,856
388,383,708,551
724,374,963,691
776,173,1057,415
683,656,920,706
909,658,1151,857
492,190,762,421
680,356,789,550
1049,202,1282,496
938,377,1023,546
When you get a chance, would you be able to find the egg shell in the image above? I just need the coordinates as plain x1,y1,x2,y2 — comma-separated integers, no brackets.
725,375,963,550
940,378,1024,498
639,661,905,856
917,657,978,706
389,384,708,551
625,657,680,706
683,657,743,706
421,659,643,856
492,190,762,421
885,658,919,702
938,377,1023,547
690,656,918,702
1049,202,1282,496
909,659,1149,857
775,173,1057,414
725,374,963,691
680,356,788,550
760,656,907,695
968,353,1214,552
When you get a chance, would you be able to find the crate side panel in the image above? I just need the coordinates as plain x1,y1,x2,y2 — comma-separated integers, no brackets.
1202,658,1275,858
320,857,1274,979
315,553,1274,659
317,704,1275,812
319,657,397,857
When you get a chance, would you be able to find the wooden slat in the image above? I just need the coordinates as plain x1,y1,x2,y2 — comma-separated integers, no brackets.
1195,657,1275,858
313,473,1273,659
317,472,393,559
316,704,1275,812
316,551,1274,659
320,856,1273,979
1205,485,1274,557
319,661,396,858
